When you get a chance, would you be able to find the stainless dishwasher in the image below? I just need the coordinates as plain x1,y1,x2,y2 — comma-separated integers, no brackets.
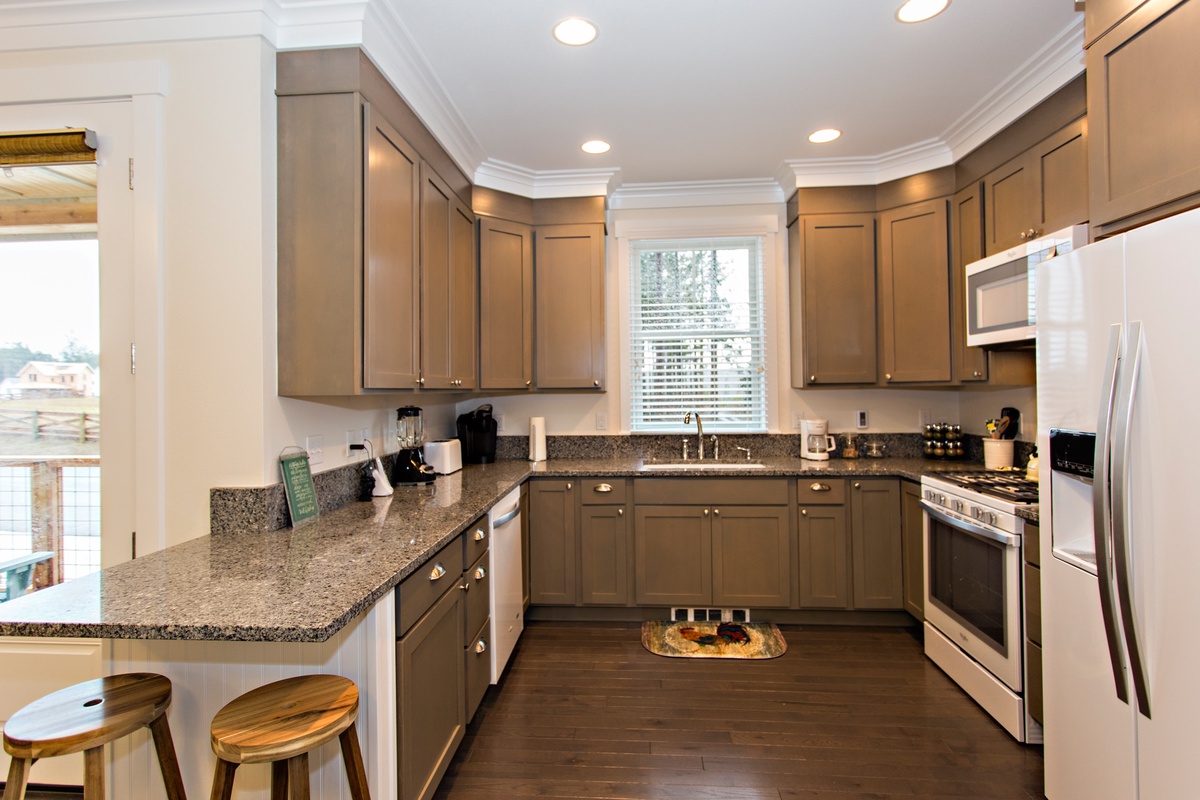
488,487,524,681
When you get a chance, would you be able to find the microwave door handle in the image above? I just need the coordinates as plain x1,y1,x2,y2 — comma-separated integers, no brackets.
1111,321,1152,718
1094,323,1130,704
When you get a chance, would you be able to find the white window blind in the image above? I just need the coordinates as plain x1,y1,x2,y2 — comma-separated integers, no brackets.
629,236,767,432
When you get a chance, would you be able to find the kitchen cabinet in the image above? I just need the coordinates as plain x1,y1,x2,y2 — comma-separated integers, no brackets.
478,216,534,391
788,213,878,387
461,515,490,722
950,183,990,382
850,479,904,610
982,117,1088,255
900,480,925,621
527,479,577,605
1086,0,1151,44
633,506,711,607
420,164,478,390
535,223,606,390
1024,522,1043,725
579,479,631,606
1088,0,1200,235
877,199,952,384
797,479,850,609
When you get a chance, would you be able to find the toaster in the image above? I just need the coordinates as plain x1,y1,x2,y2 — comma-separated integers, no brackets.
424,439,463,475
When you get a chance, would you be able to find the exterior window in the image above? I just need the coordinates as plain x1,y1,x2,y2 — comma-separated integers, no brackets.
628,236,766,432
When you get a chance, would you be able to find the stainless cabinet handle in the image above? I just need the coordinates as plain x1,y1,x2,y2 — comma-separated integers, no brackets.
854,482,862,489
713,509,720,516
885,373,892,380
810,482,831,492
525,380,532,387
429,563,446,582
973,370,983,378
474,566,487,581
594,483,613,493
703,509,710,516
617,508,624,516
593,379,600,387
475,639,488,654
474,528,487,541
460,580,470,592
417,377,425,385
801,509,808,516
566,482,572,490
1019,231,1027,240
809,375,816,382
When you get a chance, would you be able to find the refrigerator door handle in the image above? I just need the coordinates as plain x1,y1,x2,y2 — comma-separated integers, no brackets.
1094,323,1130,704
1112,320,1152,719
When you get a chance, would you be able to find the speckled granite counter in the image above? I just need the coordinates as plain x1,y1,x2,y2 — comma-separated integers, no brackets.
0,456,987,643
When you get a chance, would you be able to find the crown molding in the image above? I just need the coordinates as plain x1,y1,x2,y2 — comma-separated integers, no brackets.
776,138,954,192
474,159,619,199
609,179,785,210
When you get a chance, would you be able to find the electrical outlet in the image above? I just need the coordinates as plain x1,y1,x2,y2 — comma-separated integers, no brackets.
856,410,869,429
595,412,608,431
495,414,506,433
360,428,370,446
792,412,804,430
305,434,324,465
345,430,357,458
919,409,932,428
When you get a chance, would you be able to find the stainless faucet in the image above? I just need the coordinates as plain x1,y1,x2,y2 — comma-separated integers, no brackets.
684,411,704,459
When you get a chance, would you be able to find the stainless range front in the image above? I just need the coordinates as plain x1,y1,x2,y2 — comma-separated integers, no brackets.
920,471,1041,743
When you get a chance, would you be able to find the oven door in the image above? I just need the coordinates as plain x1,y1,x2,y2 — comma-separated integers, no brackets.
922,500,1023,691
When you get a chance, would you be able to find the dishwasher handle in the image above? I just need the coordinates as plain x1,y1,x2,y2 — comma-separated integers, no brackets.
492,503,520,528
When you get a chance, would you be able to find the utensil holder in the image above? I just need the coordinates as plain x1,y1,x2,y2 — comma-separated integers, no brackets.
984,439,1014,469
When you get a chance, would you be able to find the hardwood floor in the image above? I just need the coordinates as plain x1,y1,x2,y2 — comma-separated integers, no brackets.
435,621,1046,800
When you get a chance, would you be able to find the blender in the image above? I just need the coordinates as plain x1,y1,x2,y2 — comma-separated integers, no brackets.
391,406,436,485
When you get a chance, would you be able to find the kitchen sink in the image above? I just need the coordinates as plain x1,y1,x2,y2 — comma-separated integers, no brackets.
638,462,767,471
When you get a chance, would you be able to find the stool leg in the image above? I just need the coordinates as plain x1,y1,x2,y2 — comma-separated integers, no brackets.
83,746,105,800
339,722,371,800
149,713,188,800
209,759,237,800
287,753,309,800
3,756,32,800
270,760,288,800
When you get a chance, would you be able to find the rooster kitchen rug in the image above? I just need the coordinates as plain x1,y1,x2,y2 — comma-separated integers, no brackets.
640,620,787,659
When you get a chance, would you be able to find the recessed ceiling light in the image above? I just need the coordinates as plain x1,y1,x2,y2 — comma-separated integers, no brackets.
808,129,841,144
554,18,598,46
896,0,950,23
581,140,610,154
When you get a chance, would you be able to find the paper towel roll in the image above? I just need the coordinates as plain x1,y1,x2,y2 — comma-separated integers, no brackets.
529,416,547,462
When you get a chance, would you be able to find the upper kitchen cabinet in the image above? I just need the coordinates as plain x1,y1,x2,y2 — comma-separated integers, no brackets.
276,48,473,397
982,117,1089,255
420,164,478,390
477,216,534,391
1085,0,1151,45
789,213,878,387
534,222,606,390
1088,0,1200,235
877,199,952,384
950,184,990,382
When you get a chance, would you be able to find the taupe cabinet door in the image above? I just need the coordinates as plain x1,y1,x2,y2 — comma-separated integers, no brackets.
797,505,850,609
420,164,477,389
878,200,951,384
580,506,630,605
711,507,791,608
951,184,989,382
790,214,877,386
478,217,534,390
900,480,925,621
535,223,605,390
634,506,711,606
850,479,903,609
528,480,577,604
397,583,464,800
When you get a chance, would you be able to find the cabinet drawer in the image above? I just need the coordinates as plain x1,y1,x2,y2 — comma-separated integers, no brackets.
464,551,490,641
634,478,788,506
463,514,489,567
797,478,846,505
465,617,490,723
397,536,464,636
580,478,627,505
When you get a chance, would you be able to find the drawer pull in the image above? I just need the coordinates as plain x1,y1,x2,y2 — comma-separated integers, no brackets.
474,566,487,581
854,482,862,489
617,508,624,516
475,639,488,654
713,508,720,516
703,509,710,516
594,483,613,493
566,482,572,490
801,508,808,516
460,580,470,593
429,563,446,582
473,528,487,542
809,482,831,492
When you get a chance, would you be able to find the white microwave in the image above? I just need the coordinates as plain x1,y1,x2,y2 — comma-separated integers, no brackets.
965,225,1088,347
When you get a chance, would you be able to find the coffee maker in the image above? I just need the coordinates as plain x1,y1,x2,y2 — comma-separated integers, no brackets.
391,406,436,485
800,419,837,461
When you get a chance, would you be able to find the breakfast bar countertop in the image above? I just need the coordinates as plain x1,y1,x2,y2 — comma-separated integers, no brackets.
0,456,986,643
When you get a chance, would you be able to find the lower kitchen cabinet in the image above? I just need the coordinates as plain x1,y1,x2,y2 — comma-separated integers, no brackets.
580,504,630,605
712,507,791,607
634,506,711,607
850,479,904,609
527,479,577,605
900,480,925,621
1025,522,1043,725
797,503,850,608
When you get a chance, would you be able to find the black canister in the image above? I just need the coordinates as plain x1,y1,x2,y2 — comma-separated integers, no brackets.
456,404,498,463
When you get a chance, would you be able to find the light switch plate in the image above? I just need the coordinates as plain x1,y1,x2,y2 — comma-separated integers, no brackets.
856,410,868,429
305,434,324,465
595,412,608,431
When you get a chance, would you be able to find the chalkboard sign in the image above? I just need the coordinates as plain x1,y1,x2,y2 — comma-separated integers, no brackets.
280,449,319,527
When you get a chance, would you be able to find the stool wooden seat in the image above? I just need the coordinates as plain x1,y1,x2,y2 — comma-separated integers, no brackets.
2,672,186,800
209,674,369,800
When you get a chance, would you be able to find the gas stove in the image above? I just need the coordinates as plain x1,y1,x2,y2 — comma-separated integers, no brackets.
920,470,1038,535
935,471,1040,505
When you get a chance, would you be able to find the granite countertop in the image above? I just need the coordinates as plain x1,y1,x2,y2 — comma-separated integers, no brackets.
0,455,987,643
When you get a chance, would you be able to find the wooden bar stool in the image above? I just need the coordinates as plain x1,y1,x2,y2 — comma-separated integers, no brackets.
209,674,370,800
2,672,187,800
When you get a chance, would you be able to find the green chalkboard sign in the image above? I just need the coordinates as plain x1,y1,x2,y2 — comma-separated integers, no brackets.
280,449,319,527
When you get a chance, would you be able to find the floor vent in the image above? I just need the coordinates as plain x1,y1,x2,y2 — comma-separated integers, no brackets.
669,608,751,623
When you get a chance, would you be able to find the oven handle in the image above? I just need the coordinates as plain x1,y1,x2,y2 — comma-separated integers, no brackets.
920,501,1019,548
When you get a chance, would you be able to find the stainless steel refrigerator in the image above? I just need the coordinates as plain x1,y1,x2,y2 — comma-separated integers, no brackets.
1037,206,1200,799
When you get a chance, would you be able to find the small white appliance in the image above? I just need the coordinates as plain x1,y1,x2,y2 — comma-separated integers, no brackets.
1037,207,1200,799
423,439,462,475
488,487,524,682
965,224,1087,347
799,419,835,461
